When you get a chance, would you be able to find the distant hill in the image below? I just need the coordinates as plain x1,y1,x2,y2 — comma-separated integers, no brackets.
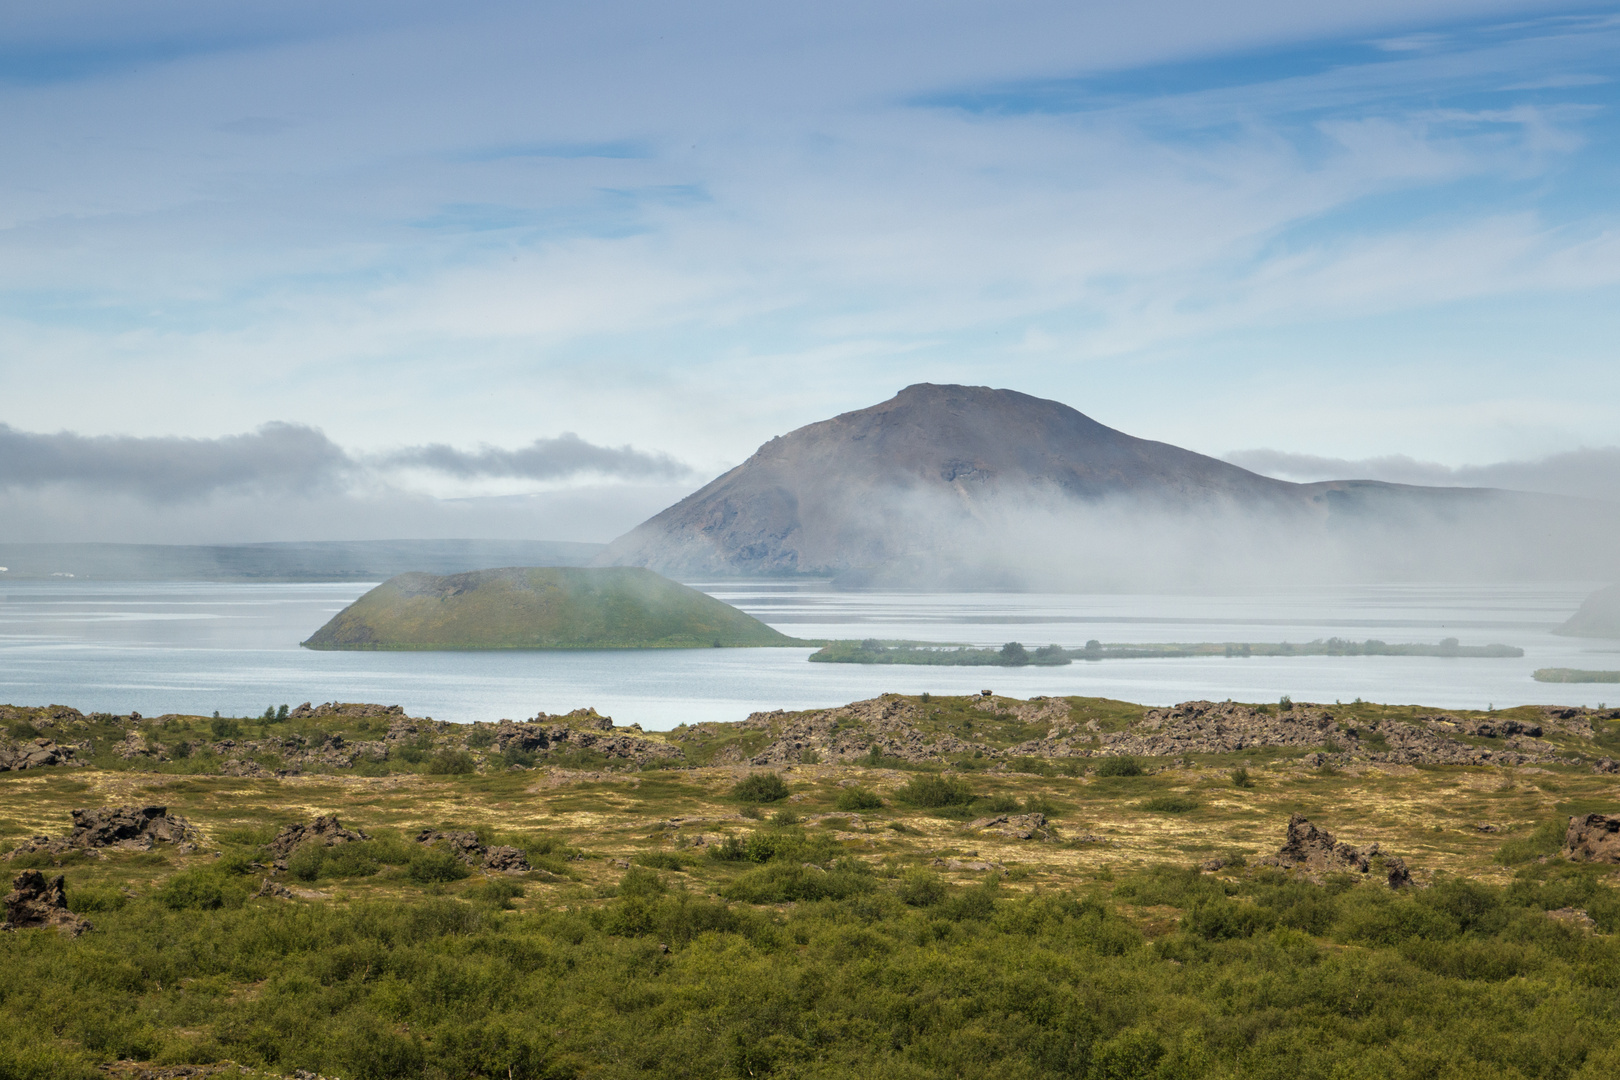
0,539,604,582
595,383,1618,588
1553,584,1620,639
301,566,797,650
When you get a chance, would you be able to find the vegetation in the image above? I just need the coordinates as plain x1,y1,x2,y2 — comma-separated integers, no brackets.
302,566,800,651
811,637,1525,665
1535,668,1620,683
4,692,1620,1078
730,771,791,803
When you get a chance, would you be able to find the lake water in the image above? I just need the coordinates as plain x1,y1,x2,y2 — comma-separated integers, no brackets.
1,579,1615,728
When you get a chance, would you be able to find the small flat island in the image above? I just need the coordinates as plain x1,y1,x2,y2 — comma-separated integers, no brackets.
302,566,798,650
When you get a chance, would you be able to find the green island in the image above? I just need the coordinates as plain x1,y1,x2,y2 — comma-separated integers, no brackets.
302,566,799,650
3,694,1620,1079
812,637,1524,666
1536,668,1620,684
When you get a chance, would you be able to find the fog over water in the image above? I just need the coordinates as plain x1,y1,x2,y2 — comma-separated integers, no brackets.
1,579,1614,728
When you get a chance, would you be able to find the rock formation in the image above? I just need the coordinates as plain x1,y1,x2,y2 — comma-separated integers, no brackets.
1260,814,1412,887
269,816,369,860
2,870,91,935
6,806,197,860
414,830,531,873
1561,814,1620,863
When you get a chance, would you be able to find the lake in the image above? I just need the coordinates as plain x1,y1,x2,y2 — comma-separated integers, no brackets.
1,579,1614,728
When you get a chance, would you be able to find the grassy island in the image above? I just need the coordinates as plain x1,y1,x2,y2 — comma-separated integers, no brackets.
812,637,1525,666
301,566,798,650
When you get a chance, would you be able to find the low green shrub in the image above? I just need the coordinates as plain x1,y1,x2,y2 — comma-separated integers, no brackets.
634,852,685,871
731,772,790,803
1140,795,1199,813
894,773,975,808
406,848,471,884
1093,756,1144,777
834,786,884,811
427,750,476,775
155,869,248,910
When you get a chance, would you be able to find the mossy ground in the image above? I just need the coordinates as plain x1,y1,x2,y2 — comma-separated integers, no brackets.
4,696,1619,1079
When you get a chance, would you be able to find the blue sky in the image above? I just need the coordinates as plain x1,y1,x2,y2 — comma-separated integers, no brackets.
0,1,1617,541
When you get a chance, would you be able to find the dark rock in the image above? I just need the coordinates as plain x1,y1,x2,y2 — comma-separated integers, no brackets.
414,829,531,873
0,737,77,771
269,815,369,859
965,812,1051,840
1260,813,1413,888
1561,813,1620,863
1593,758,1620,775
70,806,195,849
2,870,91,935
255,877,295,900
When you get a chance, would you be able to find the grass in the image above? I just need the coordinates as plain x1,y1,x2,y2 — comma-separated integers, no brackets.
301,566,800,650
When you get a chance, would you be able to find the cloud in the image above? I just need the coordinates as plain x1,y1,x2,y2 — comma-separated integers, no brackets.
0,421,353,502
375,432,694,482
0,421,695,508
1224,446,1620,504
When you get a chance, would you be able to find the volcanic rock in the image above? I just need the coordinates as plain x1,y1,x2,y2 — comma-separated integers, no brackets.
965,812,1052,840
70,806,195,850
414,829,531,873
0,737,77,771
1561,814,1620,863
1261,813,1412,887
2,870,91,935
269,816,369,860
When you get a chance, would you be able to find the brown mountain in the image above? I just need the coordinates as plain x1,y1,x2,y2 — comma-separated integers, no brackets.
595,384,1616,588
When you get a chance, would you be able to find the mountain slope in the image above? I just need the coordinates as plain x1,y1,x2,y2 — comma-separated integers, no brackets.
302,567,797,650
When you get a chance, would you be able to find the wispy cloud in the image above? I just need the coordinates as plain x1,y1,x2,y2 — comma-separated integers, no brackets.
0,422,693,504
1226,446,1620,504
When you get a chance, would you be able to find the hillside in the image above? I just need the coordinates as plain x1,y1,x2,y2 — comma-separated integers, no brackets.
595,383,1615,587
1555,583,1620,639
300,566,797,650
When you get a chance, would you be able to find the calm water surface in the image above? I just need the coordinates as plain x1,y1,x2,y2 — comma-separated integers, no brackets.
1,579,1614,727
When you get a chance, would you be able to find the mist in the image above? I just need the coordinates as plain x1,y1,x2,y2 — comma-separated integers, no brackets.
1225,446,1620,506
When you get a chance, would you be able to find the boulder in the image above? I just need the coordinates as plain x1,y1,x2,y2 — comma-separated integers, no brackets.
2,870,91,935
268,815,369,859
965,812,1052,840
1562,814,1620,863
69,806,195,849
415,829,531,873
0,738,77,771
1261,813,1413,887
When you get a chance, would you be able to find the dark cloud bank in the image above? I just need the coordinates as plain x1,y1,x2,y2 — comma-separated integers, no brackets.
0,422,692,502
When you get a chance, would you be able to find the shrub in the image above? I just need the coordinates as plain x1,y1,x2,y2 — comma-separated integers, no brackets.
634,852,685,871
156,869,247,910
1230,767,1253,788
894,773,975,808
1495,817,1568,865
321,845,381,878
834,786,884,812
465,727,496,750
617,866,667,899
707,835,749,862
466,877,525,909
895,869,946,907
407,848,471,884
428,750,476,775
731,772,790,803
1094,756,1144,777
209,716,241,740
502,745,537,768
1140,795,1199,814
66,885,127,913
999,641,1030,665
722,862,875,903
286,843,328,882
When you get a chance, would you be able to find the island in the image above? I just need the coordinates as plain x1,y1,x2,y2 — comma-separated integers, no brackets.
810,637,1524,666
301,566,799,650
1553,583,1620,639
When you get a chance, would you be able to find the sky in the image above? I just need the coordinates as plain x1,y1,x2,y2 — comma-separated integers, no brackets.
1,1,1617,543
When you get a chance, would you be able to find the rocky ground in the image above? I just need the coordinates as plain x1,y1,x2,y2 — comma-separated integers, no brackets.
4,693,1619,779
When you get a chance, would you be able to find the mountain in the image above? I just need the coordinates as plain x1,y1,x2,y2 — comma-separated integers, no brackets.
1554,584,1620,639
596,384,1618,588
301,567,797,650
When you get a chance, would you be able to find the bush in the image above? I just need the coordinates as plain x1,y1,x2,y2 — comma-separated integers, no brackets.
895,869,946,907
1140,795,1199,813
465,727,496,750
722,862,875,903
466,877,525,909
1230,767,1253,788
731,772,790,803
156,869,247,910
428,750,476,775
66,885,127,913
1495,817,1568,865
1094,756,1144,777
894,773,975,808
634,852,685,871
502,745,537,768
407,848,471,884
286,843,328,882
770,809,802,826
834,786,884,812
